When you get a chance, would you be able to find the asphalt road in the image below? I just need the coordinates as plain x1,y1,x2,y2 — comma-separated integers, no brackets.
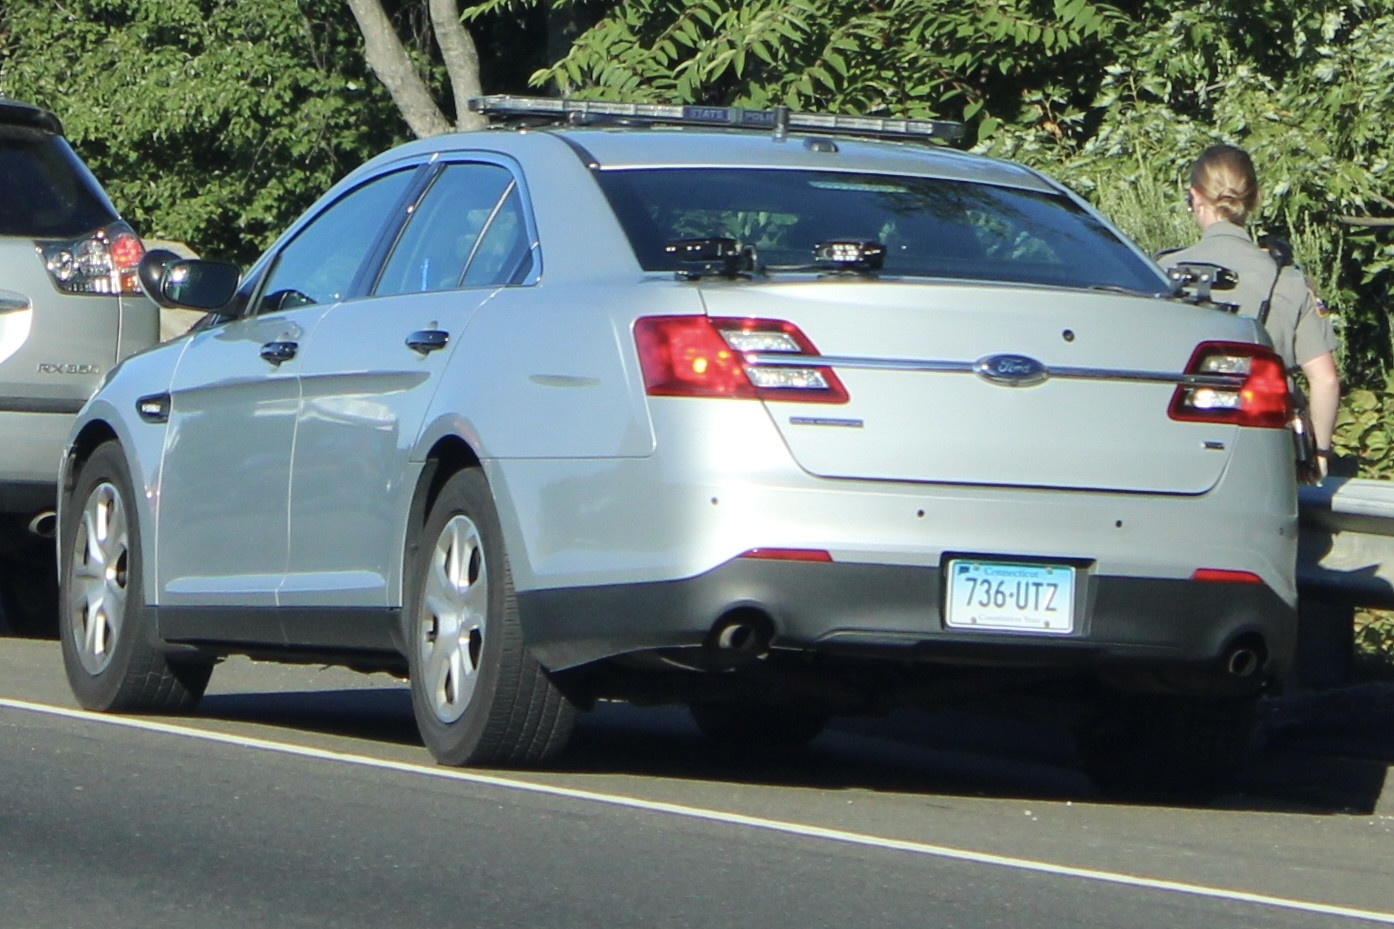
3,636,1394,929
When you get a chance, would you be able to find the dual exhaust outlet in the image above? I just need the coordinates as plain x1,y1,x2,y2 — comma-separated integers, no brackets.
704,612,1268,680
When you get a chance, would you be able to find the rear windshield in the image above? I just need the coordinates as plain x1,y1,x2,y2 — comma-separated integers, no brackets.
0,126,118,238
595,167,1167,293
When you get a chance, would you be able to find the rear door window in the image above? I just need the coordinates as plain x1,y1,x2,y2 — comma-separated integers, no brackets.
374,162,532,295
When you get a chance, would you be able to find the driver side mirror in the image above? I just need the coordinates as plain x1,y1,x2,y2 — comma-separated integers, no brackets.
138,249,241,312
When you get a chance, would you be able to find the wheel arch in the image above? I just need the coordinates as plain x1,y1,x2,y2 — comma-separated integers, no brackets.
400,435,483,605
61,420,120,496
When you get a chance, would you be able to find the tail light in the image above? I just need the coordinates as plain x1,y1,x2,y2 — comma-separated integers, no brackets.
38,221,145,296
1168,341,1289,428
634,315,848,403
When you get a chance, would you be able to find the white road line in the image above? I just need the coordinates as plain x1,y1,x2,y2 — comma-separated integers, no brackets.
5,697,1392,925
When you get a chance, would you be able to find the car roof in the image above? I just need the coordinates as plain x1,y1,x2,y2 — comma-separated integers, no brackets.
374,124,1059,196
0,98,63,136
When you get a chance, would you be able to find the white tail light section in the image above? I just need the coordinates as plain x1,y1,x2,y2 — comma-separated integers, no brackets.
1169,341,1290,428
635,315,848,403
39,221,145,295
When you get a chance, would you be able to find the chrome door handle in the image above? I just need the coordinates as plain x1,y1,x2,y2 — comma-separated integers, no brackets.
260,340,298,365
406,329,450,354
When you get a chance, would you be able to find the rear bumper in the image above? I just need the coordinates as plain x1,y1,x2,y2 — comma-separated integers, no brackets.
518,557,1297,681
0,409,73,514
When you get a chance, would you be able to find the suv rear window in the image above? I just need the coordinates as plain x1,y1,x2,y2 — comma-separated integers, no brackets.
596,167,1166,294
0,126,117,238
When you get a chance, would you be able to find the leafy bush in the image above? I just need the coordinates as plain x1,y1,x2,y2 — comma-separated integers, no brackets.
1354,609,1394,681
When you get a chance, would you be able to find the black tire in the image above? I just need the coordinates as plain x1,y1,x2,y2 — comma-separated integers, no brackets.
0,542,59,639
689,700,829,747
59,442,211,712
405,467,576,766
1074,692,1258,798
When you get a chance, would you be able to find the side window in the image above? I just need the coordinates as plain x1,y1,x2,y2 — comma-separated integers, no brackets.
255,168,415,314
462,185,534,287
374,162,523,296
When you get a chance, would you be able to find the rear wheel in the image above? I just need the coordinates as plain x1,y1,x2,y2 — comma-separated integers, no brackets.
689,700,829,747
1074,692,1258,798
60,442,211,711
406,467,575,766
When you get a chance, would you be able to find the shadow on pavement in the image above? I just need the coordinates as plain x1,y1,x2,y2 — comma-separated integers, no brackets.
188,681,1394,816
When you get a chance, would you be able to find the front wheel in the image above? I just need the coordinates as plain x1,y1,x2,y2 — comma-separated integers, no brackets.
59,442,211,712
405,467,575,766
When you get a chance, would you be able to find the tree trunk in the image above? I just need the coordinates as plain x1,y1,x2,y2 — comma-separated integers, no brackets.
345,0,455,138
429,0,487,130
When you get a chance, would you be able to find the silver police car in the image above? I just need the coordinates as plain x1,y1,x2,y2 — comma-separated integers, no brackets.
58,97,1298,791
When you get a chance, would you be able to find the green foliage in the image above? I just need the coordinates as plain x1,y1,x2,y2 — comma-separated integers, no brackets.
1333,378,1394,477
530,0,1126,137
1354,609,1394,681
0,0,408,263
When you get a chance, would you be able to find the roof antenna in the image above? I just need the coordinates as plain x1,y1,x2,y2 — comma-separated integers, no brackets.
772,105,790,143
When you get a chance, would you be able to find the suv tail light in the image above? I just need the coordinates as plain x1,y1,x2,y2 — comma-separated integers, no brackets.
634,315,848,403
1168,341,1290,428
39,221,145,296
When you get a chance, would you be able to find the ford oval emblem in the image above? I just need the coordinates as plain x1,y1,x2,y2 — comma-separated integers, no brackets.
975,353,1049,387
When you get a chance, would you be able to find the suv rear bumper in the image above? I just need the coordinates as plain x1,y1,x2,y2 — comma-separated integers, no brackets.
518,557,1297,684
0,408,75,514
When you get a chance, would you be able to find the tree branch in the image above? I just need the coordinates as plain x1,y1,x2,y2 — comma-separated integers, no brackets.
1335,216,1394,227
344,0,453,138
430,0,487,130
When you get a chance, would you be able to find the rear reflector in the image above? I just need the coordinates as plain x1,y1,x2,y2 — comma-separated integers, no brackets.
635,315,848,403
1191,568,1263,584
1169,341,1290,428
739,548,834,562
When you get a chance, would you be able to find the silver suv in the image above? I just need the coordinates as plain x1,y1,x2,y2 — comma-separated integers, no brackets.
0,98,155,634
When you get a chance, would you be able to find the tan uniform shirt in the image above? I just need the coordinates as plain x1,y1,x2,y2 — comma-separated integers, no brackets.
1161,221,1337,370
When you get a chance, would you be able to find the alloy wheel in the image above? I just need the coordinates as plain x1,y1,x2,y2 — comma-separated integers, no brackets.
418,514,487,724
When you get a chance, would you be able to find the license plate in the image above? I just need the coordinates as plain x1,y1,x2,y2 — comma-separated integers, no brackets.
944,559,1075,634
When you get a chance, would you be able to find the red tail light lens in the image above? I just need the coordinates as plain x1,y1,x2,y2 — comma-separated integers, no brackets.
39,221,145,296
1168,342,1290,428
634,315,848,403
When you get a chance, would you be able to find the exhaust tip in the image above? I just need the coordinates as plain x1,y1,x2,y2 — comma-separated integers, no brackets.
1223,639,1265,678
705,610,774,661
27,510,56,539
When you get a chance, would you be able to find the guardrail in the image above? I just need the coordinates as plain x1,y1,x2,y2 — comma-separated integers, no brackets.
1296,475,1394,687
1298,476,1394,608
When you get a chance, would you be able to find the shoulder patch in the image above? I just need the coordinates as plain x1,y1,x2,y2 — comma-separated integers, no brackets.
1306,285,1330,317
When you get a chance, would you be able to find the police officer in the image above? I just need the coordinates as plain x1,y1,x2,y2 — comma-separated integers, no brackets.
1160,144,1340,477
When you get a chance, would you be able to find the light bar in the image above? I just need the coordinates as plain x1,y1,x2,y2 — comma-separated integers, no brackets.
468,95,964,144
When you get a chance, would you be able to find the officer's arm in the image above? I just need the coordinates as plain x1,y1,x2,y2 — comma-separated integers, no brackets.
1301,351,1341,473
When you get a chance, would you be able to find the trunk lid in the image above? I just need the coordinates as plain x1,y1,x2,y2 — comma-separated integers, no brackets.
699,280,1260,495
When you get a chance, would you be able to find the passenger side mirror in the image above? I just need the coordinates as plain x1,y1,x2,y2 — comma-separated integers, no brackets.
138,250,241,311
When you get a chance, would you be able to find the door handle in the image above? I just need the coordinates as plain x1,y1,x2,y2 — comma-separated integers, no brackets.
406,329,450,354
260,340,298,365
